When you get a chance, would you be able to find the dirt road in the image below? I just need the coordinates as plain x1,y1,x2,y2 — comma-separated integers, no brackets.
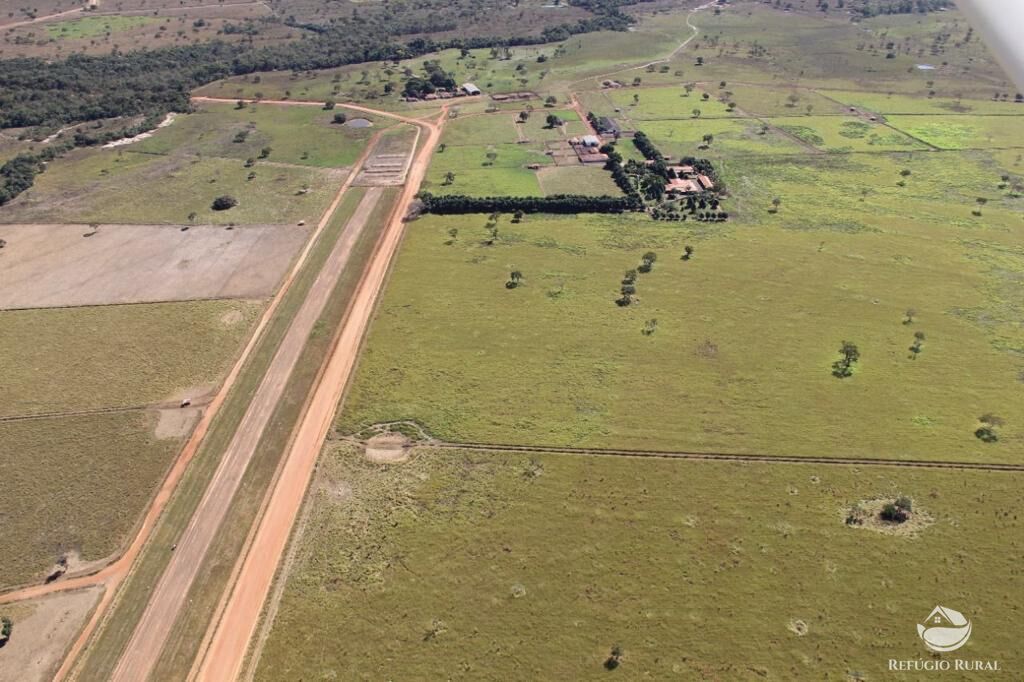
109,183,386,682
191,106,446,682
0,131,379,681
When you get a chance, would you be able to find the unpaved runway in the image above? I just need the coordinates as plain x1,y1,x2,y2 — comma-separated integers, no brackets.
109,186,385,682
192,107,445,682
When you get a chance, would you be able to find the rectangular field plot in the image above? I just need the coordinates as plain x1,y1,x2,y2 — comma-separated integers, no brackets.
0,299,261,417
772,116,928,153
428,143,552,174
440,114,522,147
0,411,181,590
0,149,342,226
641,118,806,159
0,223,309,309
254,445,1023,680
132,102,385,169
537,165,620,196
724,84,845,117
605,85,735,120
338,211,1024,463
885,115,1024,150
424,166,543,197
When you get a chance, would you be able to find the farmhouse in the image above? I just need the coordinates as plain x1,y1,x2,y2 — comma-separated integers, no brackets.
668,178,702,193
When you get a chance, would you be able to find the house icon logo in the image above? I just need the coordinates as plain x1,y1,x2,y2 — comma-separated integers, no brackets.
917,606,972,652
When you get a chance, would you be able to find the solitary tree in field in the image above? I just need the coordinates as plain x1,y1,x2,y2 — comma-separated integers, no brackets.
682,245,694,260
642,318,658,336
545,113,563,128
235,100,247,110
545,95,557,107
903,308,917,325
506,270,524,289
770,196,782,212
187,212,197,224
485,150,498,166
831,340,860,378
787,92,800,107
633,93,640,105
443,171,455,185
702,133,714,147
684,83,695,96
974,196,987,215
323,99,336,110
258,146,272,159
211,195,238,211
332,112,347,124
518,111,530,123
512,209,525,223
692,108,702,118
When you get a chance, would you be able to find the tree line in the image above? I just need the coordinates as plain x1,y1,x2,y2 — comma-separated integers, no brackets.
418,192,641,215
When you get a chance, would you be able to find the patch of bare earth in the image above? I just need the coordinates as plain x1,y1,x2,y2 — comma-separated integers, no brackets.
842,498,933,537
0,586,102,682
364,433,412,463
154,406,201,440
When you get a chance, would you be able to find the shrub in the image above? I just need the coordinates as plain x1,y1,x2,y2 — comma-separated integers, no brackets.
880,503,909,524
211,195,238,211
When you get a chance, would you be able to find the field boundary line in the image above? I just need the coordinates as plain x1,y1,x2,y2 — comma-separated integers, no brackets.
422,441,1024,472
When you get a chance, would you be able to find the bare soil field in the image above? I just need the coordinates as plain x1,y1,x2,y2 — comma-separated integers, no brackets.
0,586,102,682
0,223,310,309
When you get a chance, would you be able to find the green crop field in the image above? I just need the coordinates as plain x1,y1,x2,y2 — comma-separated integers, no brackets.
0,147,340,225
0,411,181,589
132,102,386,169
0,300,261,416
254,444,1023,680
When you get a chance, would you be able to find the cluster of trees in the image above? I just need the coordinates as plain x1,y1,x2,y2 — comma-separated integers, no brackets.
402,61,457,98
616,252,656,306
419,192,641,215
849,0,951,17
975,414,1003,443
908,330,925,359
831,341,860,378
880,496,913,524
600,143,643,203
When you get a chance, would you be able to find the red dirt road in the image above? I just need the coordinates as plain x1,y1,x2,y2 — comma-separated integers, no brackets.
0,130,379,680
109,183,387,682
191,106,446,682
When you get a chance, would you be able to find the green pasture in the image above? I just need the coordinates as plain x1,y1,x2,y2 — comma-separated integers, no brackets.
772,116,927,153
133,102,383,168
255,444,1023,680
0,147,340,225
521,109,587,141
441,114,522,147
0,300,261,416
537,165,620,196
0,411,180,590
338,205,1024,463
641,118,805,159
424,166,542,197
46,15,159,40
723,84,844,117
429,142,552,174
885,115,1024,150
606,85,736,120
826,90,1023,116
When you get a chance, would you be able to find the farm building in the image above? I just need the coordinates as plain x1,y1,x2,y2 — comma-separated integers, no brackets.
595,117,620,136
581,134,601,148
462,83,482,96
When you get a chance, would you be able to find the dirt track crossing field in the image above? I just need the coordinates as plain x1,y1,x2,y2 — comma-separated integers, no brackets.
108,186,386,682
0,223,310,309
